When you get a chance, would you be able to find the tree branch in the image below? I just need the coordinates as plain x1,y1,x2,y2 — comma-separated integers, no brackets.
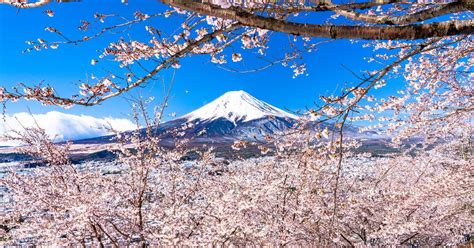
164,0,473,40
335,0,473,25
2,23,241,107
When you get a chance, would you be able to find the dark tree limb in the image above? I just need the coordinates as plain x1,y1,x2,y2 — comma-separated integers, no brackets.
163,0,473,40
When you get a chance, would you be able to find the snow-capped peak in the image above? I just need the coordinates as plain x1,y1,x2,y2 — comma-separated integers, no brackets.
182,90,298,125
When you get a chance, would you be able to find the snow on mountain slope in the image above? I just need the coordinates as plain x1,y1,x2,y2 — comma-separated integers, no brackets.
182,90,298,125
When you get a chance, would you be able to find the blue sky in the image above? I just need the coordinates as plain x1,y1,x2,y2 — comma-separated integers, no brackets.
0,0,397,123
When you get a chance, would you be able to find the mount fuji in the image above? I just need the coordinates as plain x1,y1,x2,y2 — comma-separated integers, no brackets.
76,90,380,147
183,90,297,125
75,90,301,145
157,90,299,142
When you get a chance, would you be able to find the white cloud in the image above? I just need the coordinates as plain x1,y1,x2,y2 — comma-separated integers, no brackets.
0,111,136,146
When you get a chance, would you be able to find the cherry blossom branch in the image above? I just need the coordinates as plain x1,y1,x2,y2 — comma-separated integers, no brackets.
1,23,242,107
163,0,473,40
334,0,473,25
26,11,174,53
